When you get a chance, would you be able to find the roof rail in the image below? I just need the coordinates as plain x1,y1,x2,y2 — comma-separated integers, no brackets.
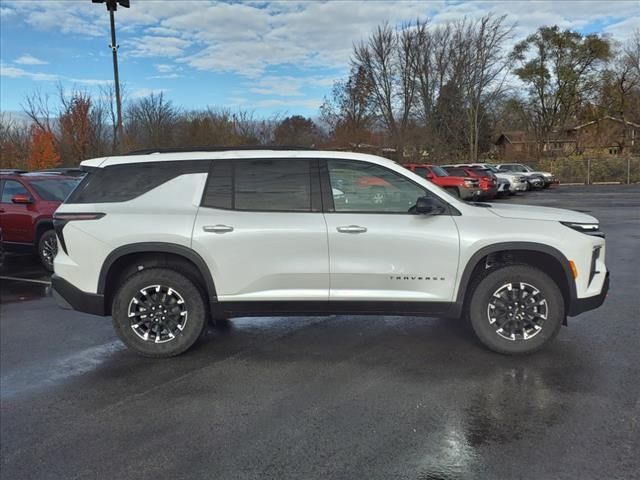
125,146,317,156
0,169,28,174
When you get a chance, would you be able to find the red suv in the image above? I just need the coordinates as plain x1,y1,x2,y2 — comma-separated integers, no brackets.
0,172,81,271
441,165,498,199
404,163,481,200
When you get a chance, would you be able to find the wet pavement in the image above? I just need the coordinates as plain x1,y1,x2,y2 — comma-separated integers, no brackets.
1,185,639,479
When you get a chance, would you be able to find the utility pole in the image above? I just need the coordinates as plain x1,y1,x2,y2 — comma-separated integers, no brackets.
92,0,130,150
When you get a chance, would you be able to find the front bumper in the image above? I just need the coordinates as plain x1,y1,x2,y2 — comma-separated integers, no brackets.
510,181,528,192
568,271,610,317
52,274,106,316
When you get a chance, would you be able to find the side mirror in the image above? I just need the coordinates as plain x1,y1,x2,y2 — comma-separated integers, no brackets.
11,194,32,204
415,196,445,215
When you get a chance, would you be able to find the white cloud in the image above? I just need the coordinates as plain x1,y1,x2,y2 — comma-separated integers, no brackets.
15,55,48,65
0,63,59,81
130,87,171,99
125,35,191,58
0,63,111,86
146,73,183,80
248,75,339,97
253,98,324,110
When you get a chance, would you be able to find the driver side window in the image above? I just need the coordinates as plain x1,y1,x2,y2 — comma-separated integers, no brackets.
327,160,428,213
1,180,30,203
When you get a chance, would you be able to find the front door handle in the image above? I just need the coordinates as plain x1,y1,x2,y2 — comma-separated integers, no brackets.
336,225,367,234
203,224,234,234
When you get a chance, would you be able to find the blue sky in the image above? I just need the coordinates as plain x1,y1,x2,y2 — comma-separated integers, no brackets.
1,0,638,118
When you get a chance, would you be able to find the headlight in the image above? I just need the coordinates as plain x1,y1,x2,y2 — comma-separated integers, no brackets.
561,221,604,238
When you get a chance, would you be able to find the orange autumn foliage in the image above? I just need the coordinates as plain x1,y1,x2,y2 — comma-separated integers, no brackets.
27,127,60,170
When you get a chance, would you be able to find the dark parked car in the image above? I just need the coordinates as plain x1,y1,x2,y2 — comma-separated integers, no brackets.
0,173,80,270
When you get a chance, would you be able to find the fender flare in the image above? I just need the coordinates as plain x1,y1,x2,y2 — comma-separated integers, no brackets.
453,241,576,313
97,242,217,302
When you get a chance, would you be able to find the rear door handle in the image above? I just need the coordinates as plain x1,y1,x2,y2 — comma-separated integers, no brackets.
336,225,367,234
203,224,234,234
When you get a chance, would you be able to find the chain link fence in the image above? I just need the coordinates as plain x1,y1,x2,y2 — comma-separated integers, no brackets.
526,156,640,184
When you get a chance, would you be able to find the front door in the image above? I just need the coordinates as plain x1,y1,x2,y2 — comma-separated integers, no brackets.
192,158,329,302
322,159,459,305
0,179,35,243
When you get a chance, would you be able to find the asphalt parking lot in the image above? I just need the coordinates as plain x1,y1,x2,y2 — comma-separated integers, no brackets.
1,185,639,480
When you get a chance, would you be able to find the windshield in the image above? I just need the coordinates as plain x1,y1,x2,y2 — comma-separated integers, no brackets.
431,166,449,177
523,165,535,172
504,164,527,173
29,178,81,201
485,165,499,173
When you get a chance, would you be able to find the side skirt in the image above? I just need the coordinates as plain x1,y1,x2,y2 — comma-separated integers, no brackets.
211,300,457,319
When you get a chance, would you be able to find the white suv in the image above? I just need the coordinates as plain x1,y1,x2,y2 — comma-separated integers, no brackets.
52,149,609,357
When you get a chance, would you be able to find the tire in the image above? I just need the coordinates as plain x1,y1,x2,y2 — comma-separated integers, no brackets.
370,186,386,204
112,268,208,358
467,264,564,355
445,187,460,198
38,230,57,272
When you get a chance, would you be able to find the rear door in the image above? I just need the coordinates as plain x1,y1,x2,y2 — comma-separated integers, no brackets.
192,158,329,302
321,159,459,306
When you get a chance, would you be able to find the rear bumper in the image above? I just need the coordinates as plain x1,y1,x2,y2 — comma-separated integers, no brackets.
568,271,610,317
51,274,106,316
459,187,482,200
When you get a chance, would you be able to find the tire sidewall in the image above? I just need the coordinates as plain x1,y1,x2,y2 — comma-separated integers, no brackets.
468,265,564,354
112,268,207,357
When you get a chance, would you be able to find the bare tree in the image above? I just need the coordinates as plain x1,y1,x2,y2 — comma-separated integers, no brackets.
353,22,420,155
22,89,55,135
463,14,513,160
0,113,30,169
125,92,178,150
321,65,375,146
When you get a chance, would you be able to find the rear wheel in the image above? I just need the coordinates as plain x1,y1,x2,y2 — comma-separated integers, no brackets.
370,186,386,204
38,230,57,272
467,265,564,355
112,268,207,357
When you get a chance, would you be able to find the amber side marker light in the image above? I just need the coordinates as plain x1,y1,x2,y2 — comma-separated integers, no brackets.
569,261,578,279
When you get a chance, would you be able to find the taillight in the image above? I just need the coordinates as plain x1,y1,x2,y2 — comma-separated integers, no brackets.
54,213,105,221
53,213,105,254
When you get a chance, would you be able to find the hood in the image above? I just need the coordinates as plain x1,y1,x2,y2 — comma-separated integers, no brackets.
485,202,597,223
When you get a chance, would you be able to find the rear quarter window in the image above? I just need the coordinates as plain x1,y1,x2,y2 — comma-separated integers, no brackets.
67,161,210,203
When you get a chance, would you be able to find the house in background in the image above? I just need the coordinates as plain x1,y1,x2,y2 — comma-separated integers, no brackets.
495,116,640,159
566,116,639,155
494,131,538,159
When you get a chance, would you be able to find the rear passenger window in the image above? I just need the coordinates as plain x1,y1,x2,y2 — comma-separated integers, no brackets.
202,159,312,212
235,160,311,211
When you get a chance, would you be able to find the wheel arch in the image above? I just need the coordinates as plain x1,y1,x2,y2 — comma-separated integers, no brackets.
454,242,575,318
98,243,217,315
34,219,54,244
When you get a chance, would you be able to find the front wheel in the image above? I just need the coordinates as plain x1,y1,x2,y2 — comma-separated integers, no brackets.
112,268,208,357
467,265,564,355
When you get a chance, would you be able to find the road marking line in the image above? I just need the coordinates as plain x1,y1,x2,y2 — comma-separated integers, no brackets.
0,276,51,285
